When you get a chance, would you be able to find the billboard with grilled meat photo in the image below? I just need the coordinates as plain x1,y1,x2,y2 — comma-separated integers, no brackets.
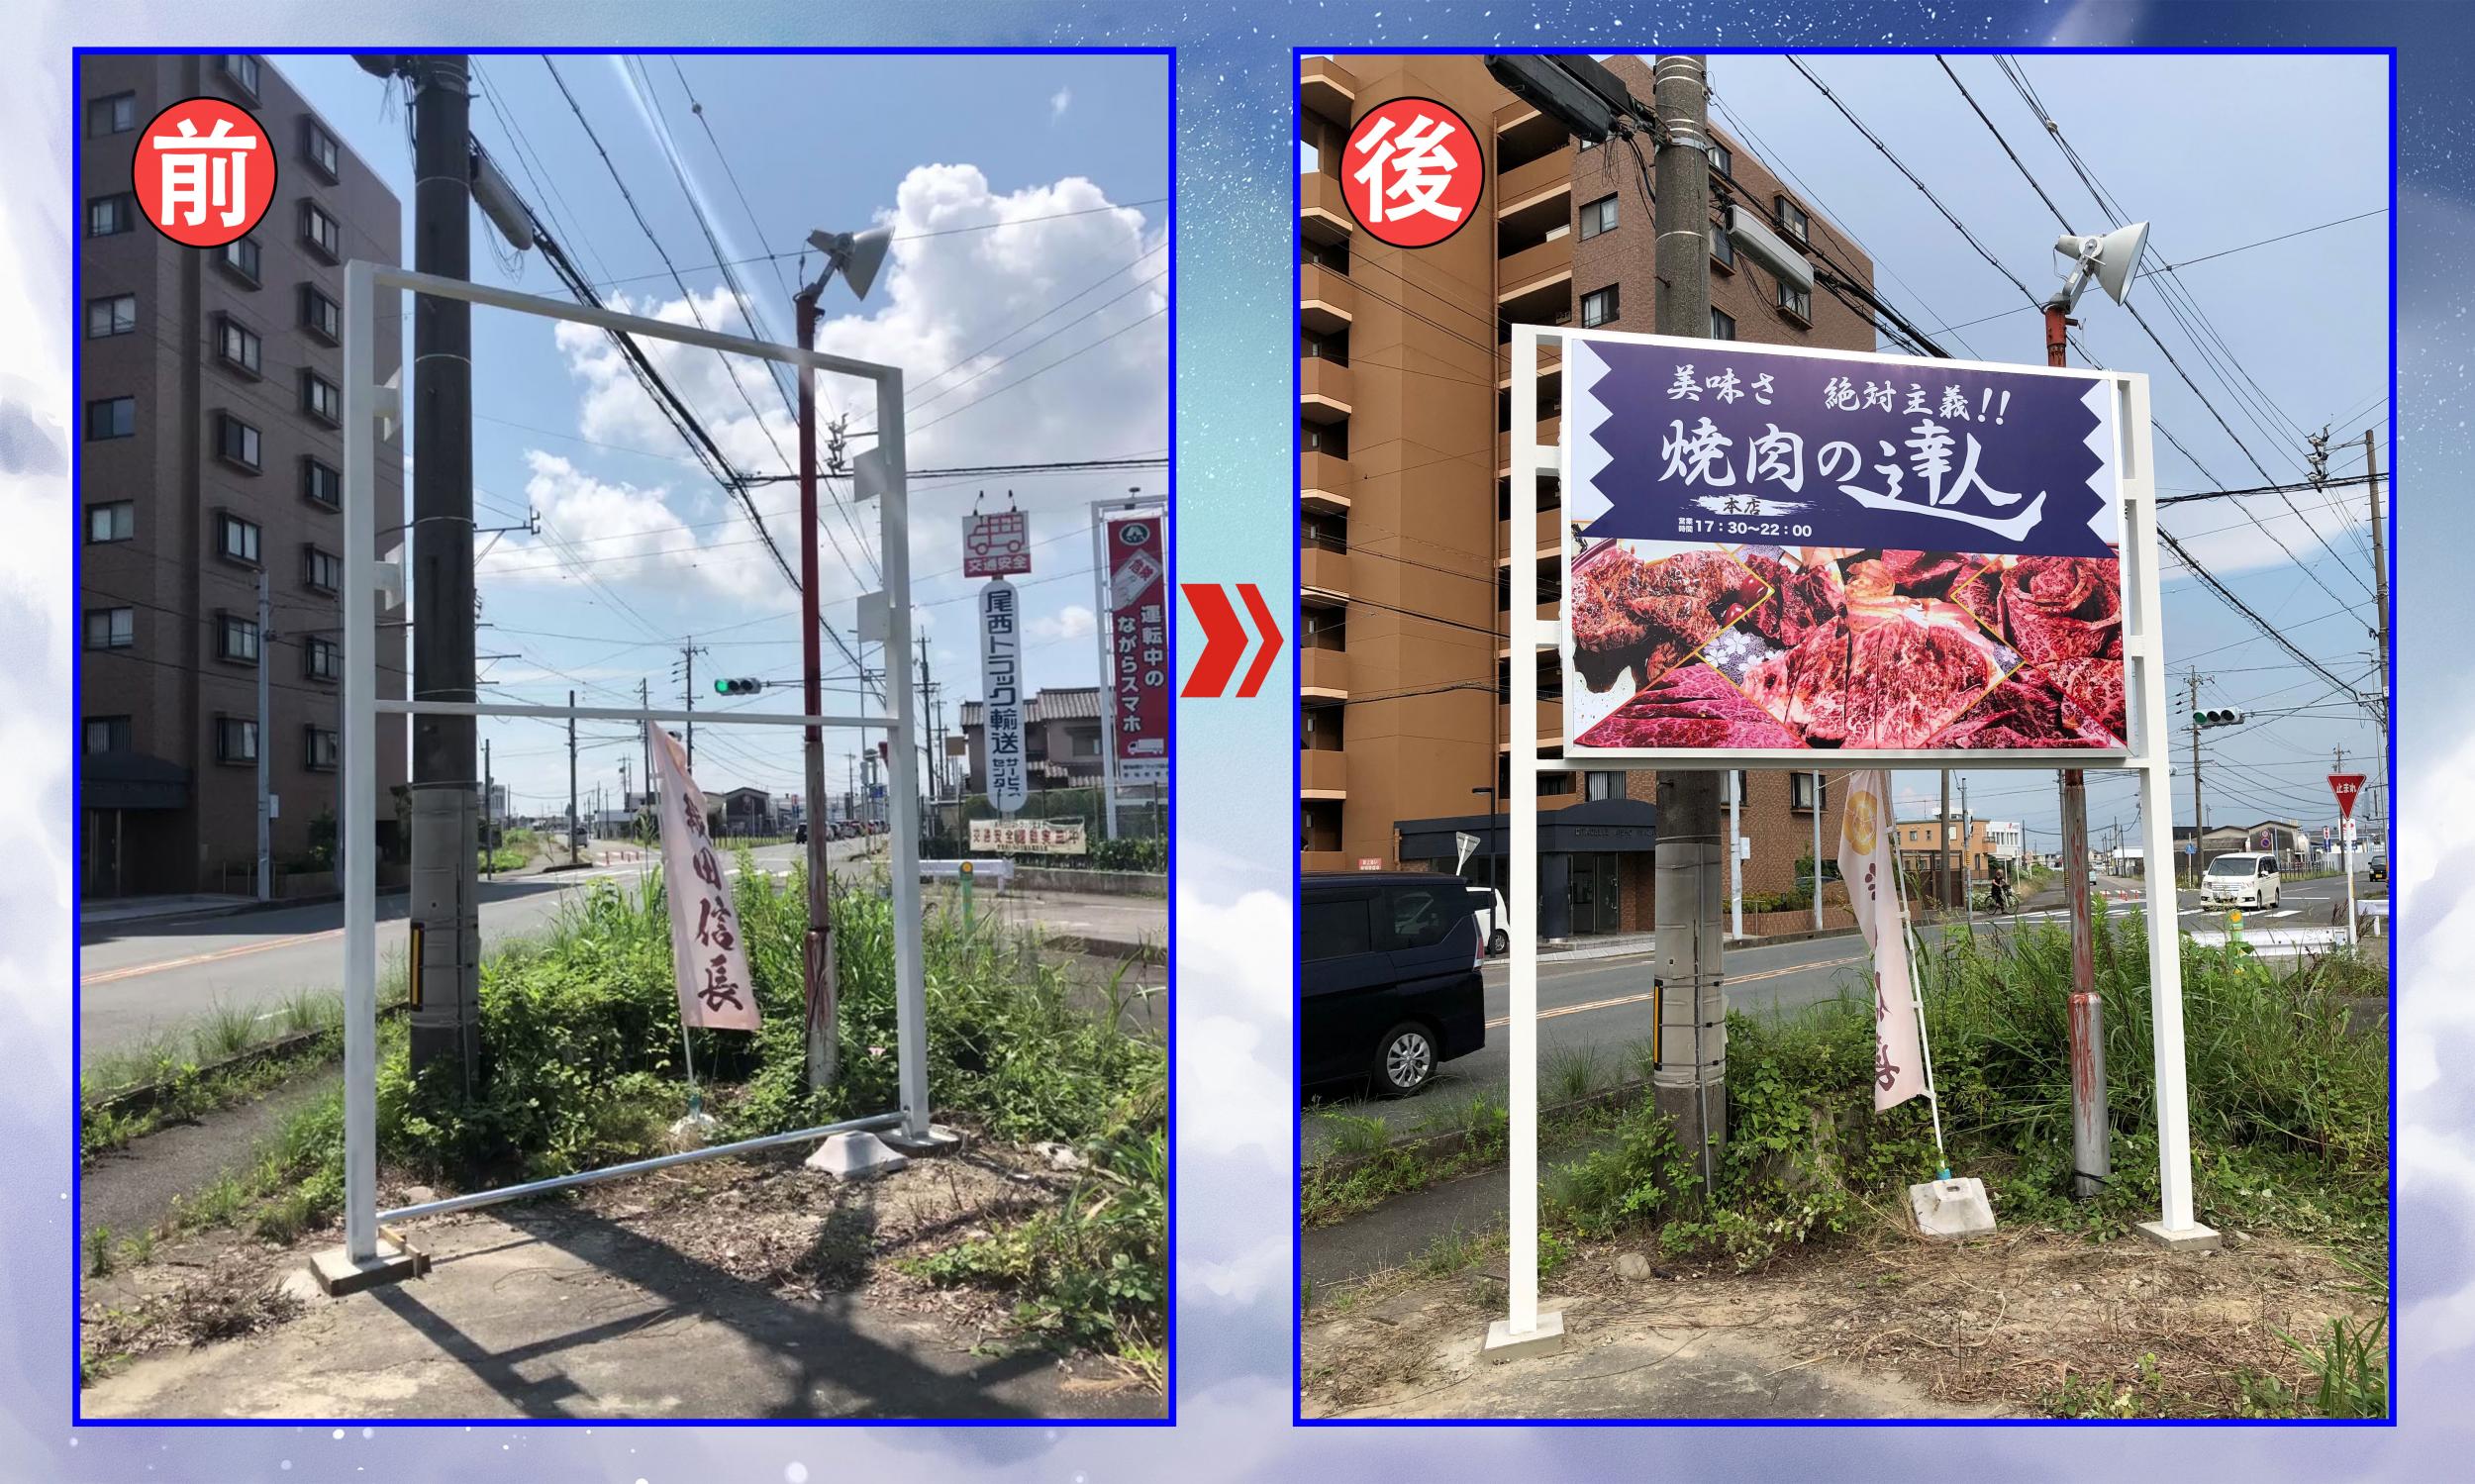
1559,332,2135,760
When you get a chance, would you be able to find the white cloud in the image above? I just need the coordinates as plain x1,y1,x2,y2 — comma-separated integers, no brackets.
1031,603,1096,643
1048,85,1072,122
474,450,790,604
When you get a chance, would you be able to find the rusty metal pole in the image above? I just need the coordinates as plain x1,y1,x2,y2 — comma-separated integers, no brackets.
797,287,838,1095
2049,301,2108,1199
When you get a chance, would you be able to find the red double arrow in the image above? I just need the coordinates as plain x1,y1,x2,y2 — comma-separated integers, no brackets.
1181,582,1283,698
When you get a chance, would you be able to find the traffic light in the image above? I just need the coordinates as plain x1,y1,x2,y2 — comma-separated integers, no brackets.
2194,708,2244,730
714,677,764,697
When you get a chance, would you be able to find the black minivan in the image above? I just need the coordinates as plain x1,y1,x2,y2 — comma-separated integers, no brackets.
1299,872,1487,1096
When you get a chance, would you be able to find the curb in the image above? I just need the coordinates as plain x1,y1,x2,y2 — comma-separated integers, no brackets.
1041,933,1166,966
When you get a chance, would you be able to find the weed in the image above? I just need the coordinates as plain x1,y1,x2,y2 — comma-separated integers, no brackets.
1314,1111,1394,1162
1544,1041,1606,1105
2277,1314,2387,1418
86,1226,114,1278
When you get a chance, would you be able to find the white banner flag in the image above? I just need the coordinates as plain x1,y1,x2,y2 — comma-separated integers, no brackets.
1835,768,1927,1111
647,722,760,1033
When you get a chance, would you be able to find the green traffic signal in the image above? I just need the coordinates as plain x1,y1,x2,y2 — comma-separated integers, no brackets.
714,677,763,697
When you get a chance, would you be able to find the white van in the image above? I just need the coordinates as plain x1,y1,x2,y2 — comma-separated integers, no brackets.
2201,851,2280,910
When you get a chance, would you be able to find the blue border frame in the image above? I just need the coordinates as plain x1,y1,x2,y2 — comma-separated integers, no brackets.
1289,42,2400,1429
70,42,1177,1431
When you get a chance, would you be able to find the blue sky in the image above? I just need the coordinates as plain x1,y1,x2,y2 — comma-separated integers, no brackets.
1698,49,2391,850
280,50,1171,818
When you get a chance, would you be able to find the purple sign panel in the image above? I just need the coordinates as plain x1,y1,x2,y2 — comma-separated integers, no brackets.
1558,335,2131,757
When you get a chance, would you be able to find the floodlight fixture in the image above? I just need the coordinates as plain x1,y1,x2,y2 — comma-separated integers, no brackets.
805,225,894,302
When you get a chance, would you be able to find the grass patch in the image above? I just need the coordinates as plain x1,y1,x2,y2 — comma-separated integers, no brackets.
78,987,371,1160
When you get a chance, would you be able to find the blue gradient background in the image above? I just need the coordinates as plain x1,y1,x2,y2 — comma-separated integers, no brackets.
3,1,2457,1479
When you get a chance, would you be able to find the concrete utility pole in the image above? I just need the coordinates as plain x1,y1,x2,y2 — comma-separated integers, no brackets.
680,642,704,769
1648,53,1728,1174
406,53,481,1092
567,688,579,868
2187,670,2205,885
2363,428,2391,842
255,569,272,902
794,285,838,1096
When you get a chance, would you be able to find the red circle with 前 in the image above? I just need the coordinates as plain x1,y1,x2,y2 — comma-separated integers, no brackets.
130,97,278,248
1339,96,1485,248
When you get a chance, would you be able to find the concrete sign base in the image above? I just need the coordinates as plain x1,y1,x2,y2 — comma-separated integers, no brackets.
2135,1218,2225,1252
1483,1310,1566,1363
1909,1176,1998,1239
883,1123,965,1157
308,1235,426,1296
805,1131,911,1180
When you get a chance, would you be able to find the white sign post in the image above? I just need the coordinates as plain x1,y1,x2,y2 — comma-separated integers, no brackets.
981,579,1028,817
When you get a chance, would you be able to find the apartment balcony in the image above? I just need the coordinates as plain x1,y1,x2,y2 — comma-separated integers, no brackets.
1497,234,1573,301
1299,645,1349,699
1301,849,1352,874
1500,506,1565,563
1300,747,1346,798
1498,341,1563,388
1497,415,1562,474
1300,543,1351,599
1497,147,1575,216
1499,698,1565,747
1299,449,1353,511
1301,171,1354,245
1300,55,1360,126
1300,262,1355,337
1300,356,1354,422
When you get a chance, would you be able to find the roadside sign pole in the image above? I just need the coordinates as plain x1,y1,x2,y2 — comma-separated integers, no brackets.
1089,504,1122,840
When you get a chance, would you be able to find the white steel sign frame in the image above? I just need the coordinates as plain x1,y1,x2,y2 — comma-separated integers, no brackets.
1494,322,2209,1353
340,261,935,1267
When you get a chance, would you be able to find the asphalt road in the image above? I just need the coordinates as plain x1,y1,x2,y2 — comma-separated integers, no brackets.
76,835,871,1067
1300,868,2383,1158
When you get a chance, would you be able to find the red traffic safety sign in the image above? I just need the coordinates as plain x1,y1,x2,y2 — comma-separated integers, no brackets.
1180,582,1282,699
2327,773,2367,820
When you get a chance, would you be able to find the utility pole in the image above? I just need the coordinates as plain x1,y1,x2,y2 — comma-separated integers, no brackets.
2045,265,2104,1202
793,283,838,1097
1648,53,1727,1174
567,688,579,868
2188,670,2205,885
680,642,706,769
255,568,272,902
405,53,480,1092
2363,428,2391,849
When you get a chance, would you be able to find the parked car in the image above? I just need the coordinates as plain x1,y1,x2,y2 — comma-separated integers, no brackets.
793,823,808,844
1464,884,1510,956
1300,872,1486,1096
2368,852,2387,882
2200,851,2281,910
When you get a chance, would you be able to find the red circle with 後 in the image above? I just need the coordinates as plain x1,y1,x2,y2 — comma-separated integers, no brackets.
1339,96,1485,248
131,97,279,248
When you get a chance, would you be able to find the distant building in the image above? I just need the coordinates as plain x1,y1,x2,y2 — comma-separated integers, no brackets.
1895,814,2005,882
78,53,407,896
709,787,775,837
960,686,1106,795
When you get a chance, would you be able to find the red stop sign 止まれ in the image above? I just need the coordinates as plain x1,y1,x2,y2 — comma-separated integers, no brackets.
2327,773,2366,820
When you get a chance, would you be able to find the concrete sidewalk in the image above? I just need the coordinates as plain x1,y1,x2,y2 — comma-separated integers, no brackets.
79,894,259,928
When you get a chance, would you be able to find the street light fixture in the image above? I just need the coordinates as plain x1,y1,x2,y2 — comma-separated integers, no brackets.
805,224,894,302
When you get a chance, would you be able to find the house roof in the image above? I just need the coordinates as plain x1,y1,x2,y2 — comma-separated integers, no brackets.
960,686,1104,728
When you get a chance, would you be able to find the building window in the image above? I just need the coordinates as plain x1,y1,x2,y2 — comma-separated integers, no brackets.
300,201,343,261
303,636,341,682
86,502,135,544
1709,140,1733,177
89,194,138,238
83,716,133,754
217,511,261,566
1540,770,1577,797
1578,194,1619,241
217,314,262,376
302,370,343,426
215,413,261,471
219,236,261,285
1775,194,1810,245
84,607,135,650
216,611,260,663
1710,308,1737,341
87,397,136,441
215,715,257,764
303,116,341,179
87,293,137,338
1777,278,1813,323
1710,225,1735,270
1584,770,1624,801
221,53,261,98
305,725,340,771
1580,285,1620,328
303,545,341,593
1791,771,1827,811
300,283,342,343
88,92,138,136
302,457,342,509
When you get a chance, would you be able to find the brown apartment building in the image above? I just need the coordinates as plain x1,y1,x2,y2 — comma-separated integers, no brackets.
1297,53,1877,939
79,53,407,897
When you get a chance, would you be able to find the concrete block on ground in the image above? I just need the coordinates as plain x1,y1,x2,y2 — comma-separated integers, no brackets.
803,1131,910,1180
2135,1219,2224,1252
1483,1310,1566,1362
306,1237,426,1297
1909,1176,1997,1239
